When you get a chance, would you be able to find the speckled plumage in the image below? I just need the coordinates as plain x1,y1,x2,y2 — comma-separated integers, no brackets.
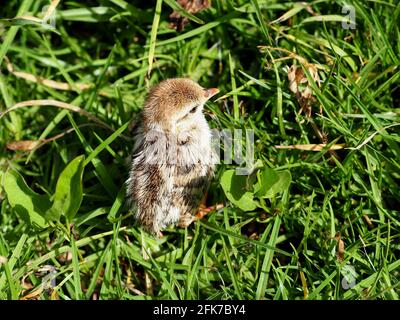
126,78,218,237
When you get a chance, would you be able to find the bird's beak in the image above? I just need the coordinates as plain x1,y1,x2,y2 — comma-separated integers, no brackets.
204,88,220,100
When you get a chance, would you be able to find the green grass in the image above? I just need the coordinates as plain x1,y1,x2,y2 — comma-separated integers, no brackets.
1,0,400,300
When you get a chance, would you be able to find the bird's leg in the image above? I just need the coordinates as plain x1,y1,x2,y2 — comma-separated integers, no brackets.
195,191,224,220
178,213,196,228
195,203,224,220
178,193,224,228
177,203,224,228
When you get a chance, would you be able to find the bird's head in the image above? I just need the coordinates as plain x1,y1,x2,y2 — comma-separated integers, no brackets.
142,78,219,132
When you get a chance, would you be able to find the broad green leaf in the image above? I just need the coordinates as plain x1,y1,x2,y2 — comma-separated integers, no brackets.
46,155,85,221
254,168,278,196
3,169,50,229
220,169,257,212
255,168,292,198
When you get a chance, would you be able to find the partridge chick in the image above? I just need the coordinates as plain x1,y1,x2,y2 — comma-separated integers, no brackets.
126,78,219,237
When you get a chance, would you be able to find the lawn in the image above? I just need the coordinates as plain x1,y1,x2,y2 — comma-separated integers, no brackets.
0,0,399,300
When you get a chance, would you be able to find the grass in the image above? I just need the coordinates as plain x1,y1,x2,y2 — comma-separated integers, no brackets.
0,0,400,300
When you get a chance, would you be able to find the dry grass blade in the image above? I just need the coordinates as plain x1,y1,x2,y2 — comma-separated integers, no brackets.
4,56,110,96
126,283,145,296
42,0,60,22
6,124,95,152
12,71,91,91
259,47,327,69
275,144,345,151
261,47,342,160
348,123,400,150
0,99,113,131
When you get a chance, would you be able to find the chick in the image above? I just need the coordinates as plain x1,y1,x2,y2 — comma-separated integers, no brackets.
126,78,219,237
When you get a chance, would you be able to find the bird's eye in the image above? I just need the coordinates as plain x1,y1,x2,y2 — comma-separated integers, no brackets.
179,105,200,122
189,105,198,114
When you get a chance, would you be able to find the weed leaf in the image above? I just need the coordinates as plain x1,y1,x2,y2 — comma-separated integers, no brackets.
46,155,85,221
255,168,292,198
3,169,50,229
220,169,257,211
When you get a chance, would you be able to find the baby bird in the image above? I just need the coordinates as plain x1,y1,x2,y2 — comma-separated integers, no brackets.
126,78,219,237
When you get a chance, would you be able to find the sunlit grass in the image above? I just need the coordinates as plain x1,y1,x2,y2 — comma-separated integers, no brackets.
0,0,399,300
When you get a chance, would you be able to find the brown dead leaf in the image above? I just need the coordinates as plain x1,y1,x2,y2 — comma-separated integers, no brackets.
262,47,341,161
6,124,111,154
169,0,210,31
21,272,34,290
288,63,321,117
363,214,374,228
288,65,307,94
20,265,58,299
4,56,107,96
334,232,345,262
20,287,43,300
287,64,321,117
6,140,41,151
